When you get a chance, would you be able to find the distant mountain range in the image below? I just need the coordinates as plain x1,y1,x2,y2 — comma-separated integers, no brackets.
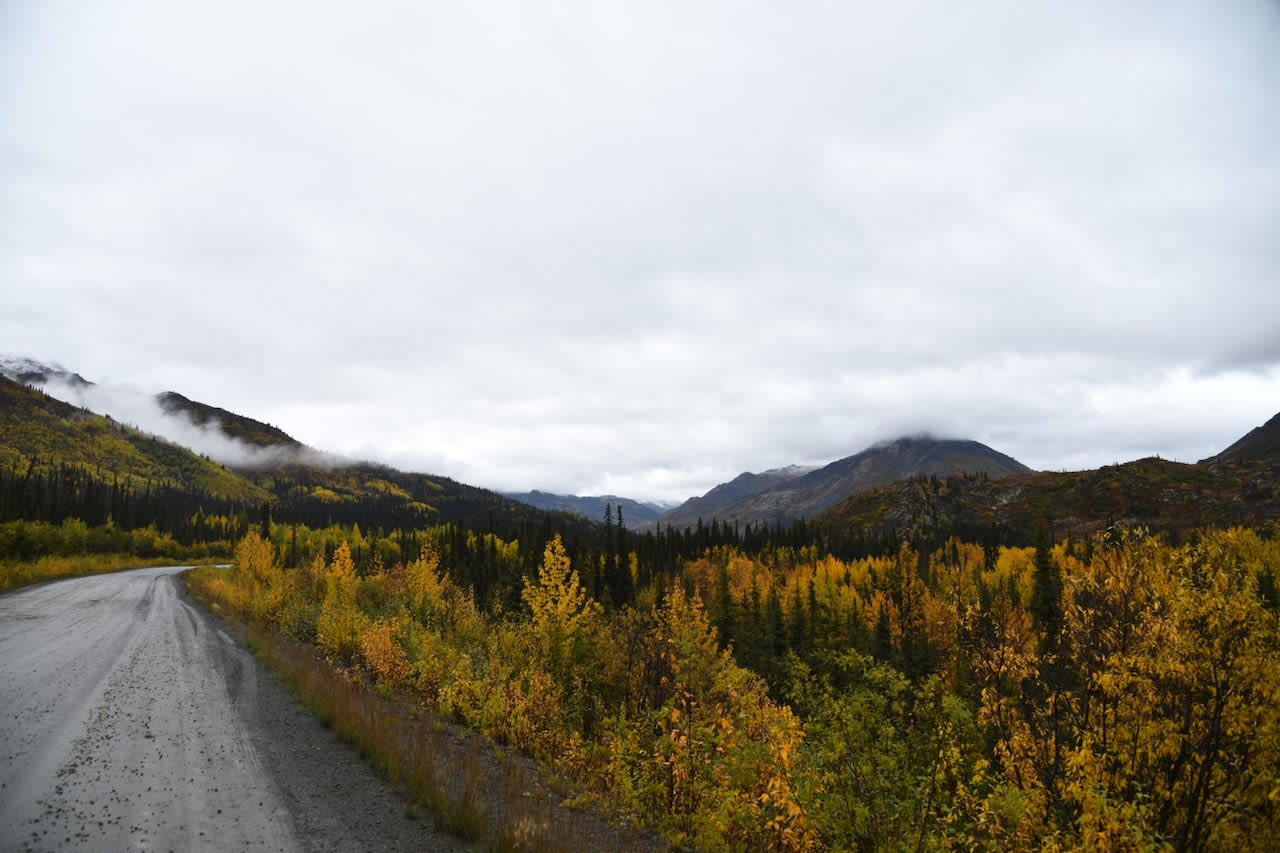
812,410,1280,543
501,491,673,524
512,423,1280,542
504,435,1031,531
4,354,1278,544
819,453,1280,545
651,437,1031,529
510,438,1029,531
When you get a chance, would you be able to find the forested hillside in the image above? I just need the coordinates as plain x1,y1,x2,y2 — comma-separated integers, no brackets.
0,375,268,501
156,390,303,448
819,455,1280,545
192,523,1280,850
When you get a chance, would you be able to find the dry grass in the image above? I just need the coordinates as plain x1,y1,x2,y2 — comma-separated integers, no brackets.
434,741,488,840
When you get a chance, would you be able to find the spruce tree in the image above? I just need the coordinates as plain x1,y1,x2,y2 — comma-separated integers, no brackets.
871,602,894,665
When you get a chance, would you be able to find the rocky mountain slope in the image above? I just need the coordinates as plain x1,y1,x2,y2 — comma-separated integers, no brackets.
658,436,1031,528
1202,410,1280,465
819,413,1280,545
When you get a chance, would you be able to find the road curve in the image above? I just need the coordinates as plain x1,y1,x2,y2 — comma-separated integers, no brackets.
0,566,465,852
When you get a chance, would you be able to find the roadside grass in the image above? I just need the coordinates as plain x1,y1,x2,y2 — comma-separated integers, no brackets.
0,553,218,595
188,568,629,852
433,741,488,840
488,762,580,853
239,624,489,840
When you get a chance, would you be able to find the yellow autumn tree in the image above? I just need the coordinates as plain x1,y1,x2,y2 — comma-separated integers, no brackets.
1062,528,1280,851
522,534,602,689
233,529,284,622
404,545,447,625
610,586,818,852
316,541,370,662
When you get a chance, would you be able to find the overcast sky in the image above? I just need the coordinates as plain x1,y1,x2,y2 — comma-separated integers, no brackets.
2,1,1278,503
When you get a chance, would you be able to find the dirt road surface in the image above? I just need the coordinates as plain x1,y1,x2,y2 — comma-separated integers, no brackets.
0,566,467,852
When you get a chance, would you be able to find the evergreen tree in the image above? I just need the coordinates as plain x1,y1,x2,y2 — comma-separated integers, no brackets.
788,581,808,655
871,602,894,665
1030,526,1065,649
712,561,736,649
766,585,787,656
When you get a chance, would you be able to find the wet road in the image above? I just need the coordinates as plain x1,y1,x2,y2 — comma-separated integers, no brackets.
0,567,299,851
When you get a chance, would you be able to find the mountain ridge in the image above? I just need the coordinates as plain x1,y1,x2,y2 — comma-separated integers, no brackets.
502,490,671,526
1202,410,1280,465
5,354,1277,546
156,391,303,451
817,450,1280,545
655,435,1032,529
0,368,594,541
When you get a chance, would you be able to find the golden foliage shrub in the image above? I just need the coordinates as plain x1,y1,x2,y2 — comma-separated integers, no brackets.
361,617,412,687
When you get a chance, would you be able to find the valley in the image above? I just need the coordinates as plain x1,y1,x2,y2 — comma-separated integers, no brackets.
2,358,1278,850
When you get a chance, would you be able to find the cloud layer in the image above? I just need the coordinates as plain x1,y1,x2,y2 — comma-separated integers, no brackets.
31,375,336,471
2,1,1278,501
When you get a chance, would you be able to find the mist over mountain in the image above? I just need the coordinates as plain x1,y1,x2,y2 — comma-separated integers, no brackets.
1,356,330,470
0,369,594,541
6,354,1277,547
0,373,272,503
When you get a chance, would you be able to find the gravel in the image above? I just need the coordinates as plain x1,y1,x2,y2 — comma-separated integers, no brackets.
0,566,465,852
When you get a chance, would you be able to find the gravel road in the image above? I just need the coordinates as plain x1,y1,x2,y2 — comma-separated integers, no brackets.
0,566,468,852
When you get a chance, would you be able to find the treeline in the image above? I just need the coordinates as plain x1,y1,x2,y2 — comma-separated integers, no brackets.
191,524,1280,850
4,431,976,601
0,517,217,563
0,458,255,537
2,449,895,608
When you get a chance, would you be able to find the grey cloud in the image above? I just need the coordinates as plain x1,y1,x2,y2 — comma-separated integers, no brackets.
1,1,1278,501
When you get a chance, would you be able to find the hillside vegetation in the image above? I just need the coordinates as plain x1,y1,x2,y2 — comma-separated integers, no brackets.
192,523,1280,850
1,374,602,575
0,375,267,501
820,458,1280,545
156,390,302,448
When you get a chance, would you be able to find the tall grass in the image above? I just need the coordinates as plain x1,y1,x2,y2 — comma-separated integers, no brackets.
239,624,489,839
